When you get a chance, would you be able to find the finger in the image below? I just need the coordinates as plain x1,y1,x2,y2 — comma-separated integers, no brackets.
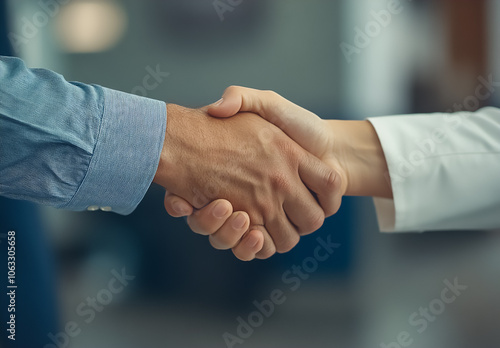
209,212,251,250
264,212,301,254
282,183,325,236
207,86,256,118
164,191,194,217
208,87,327,152
251,225,277,260
208,86,287,119
232,229,265,261
330,181,344,218
298,152,343,217
186,199,233,236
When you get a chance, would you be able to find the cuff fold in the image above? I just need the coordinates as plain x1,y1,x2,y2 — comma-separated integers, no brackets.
64,87,167,215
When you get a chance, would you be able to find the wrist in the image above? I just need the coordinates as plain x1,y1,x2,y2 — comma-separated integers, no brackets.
153,103,178,190
329,120,392,198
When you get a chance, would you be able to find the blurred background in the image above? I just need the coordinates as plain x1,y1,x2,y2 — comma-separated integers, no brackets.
1,0,499,347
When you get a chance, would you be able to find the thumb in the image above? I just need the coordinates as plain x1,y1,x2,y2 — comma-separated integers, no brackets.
208,86,327,156
207,91,244,118
208,85,269,118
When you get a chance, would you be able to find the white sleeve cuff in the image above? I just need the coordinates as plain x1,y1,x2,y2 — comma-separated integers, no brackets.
368,108,500,233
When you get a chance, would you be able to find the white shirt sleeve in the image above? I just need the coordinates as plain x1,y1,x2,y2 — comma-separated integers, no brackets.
367,107,500,232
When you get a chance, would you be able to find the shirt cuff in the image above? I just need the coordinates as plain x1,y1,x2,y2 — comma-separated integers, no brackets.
369,107,500,232
372,197,397,232
367,115,425,233
369,109,500,233
63,87,167,215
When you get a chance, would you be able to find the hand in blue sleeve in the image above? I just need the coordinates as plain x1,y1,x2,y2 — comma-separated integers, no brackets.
0,56,167,215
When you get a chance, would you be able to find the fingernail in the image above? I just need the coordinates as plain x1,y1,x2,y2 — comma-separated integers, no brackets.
232,213,247,230
213,202,229,218
173,201,189,215
212,98,224,107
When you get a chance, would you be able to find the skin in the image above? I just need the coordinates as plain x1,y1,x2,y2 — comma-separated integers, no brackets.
154,103,342,260
164,87,392,261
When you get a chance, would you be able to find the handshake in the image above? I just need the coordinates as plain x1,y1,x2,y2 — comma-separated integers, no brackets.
154,86,393,261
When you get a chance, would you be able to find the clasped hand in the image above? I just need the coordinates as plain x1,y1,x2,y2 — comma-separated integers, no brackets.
155,87,348,261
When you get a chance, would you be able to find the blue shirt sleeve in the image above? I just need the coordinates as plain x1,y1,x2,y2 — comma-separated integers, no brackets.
0,56,167,215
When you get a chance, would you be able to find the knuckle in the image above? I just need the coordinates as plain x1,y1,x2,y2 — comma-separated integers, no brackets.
257,204,273,223
269,171,292,193
275,139,300,164
322,170,343,217
301,209,325,235
263,90,280,100
256,242,276,259
331,197,342,216
324,168,340,193
226,85,240,94
276,233,300,254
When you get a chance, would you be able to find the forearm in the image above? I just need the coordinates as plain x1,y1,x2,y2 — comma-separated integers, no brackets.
327,120,393,199
0,56,166,214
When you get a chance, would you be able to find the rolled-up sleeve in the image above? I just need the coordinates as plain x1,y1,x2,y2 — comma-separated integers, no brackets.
0,56,166,215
